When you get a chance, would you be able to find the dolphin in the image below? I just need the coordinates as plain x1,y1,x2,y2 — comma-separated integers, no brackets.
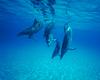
60,23,76,59
52,40,60,59
44,22,56,46
17,19,42,39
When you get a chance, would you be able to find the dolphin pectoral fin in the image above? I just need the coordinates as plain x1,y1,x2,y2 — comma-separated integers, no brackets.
68,48,77,50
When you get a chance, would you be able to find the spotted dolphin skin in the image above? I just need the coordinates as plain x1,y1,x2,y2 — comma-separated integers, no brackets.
52,40,60,59
17,19,42,38
60,23,73,59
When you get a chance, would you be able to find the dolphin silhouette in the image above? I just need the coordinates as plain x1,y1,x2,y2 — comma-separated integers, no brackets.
60,23,76,59
44,22,56,46
17,19,42,38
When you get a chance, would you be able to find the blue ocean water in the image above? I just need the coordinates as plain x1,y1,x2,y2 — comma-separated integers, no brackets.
0,0,100,80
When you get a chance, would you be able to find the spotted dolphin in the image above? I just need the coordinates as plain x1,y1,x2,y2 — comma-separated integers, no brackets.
60,23,76,59
44,22,56,46
17,19,42,38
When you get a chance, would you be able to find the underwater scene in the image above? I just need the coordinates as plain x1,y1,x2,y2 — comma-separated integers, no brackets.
0,0,100,80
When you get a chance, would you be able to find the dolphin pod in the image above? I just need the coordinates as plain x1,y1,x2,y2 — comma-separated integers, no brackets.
17,0,76,60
